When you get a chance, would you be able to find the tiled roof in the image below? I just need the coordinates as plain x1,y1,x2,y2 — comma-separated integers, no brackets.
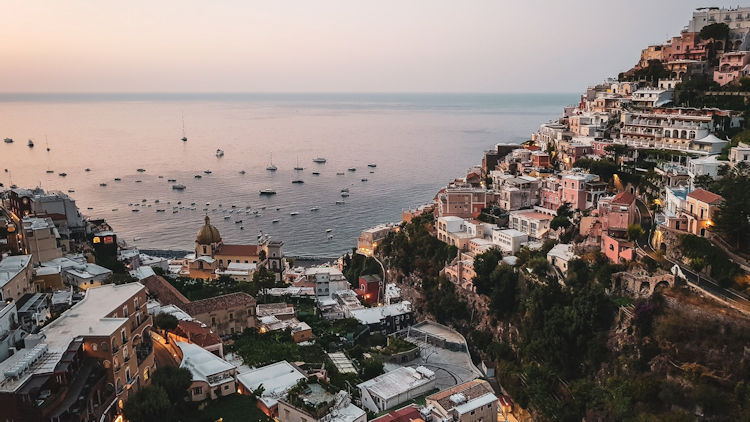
611,191,636,205
175,320,222,348
687,188,723,204
216,244,258,257
428,379,494,411
371,404,423,422
184,292,256,316
141,275,190,307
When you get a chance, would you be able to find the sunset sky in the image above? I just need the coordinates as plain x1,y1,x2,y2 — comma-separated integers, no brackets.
0,1,744,93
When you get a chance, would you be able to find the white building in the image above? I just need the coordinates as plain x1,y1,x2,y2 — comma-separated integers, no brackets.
0,255,33,302
177,341,237,401
236,360,307,413
630,88,674,108
216,262,257,282
304,266,350,298
730,142,750,167
491,229,528,254
358,366,437,413
547,243,578,275
508,210,553,240
63,263,112,290
22,217,63,265
0,302,21,363
688,155,723,179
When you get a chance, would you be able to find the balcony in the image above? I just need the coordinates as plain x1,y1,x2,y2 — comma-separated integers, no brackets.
136,340,154,366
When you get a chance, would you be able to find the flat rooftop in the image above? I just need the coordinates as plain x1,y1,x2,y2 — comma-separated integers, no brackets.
236,360,306,408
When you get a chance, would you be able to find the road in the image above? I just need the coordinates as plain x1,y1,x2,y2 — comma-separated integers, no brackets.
153,339,180,368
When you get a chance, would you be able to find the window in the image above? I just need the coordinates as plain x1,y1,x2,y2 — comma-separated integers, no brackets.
102,342,109,352
193,387,203,396
144,367,150,380
229,313,233,321
134,298,139,309
122,305,128,317
91,343,98,352
211,316,216,325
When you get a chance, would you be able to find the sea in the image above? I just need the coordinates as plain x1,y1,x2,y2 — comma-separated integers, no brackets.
0,93,575,257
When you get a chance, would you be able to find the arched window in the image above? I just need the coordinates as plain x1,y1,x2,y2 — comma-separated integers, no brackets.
664,130,671,138
689,131,696,139
681,130,688,139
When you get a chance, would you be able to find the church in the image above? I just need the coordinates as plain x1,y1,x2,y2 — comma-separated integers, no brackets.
186,216,285,280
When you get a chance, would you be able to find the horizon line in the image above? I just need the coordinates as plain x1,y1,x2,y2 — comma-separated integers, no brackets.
0,91,580,96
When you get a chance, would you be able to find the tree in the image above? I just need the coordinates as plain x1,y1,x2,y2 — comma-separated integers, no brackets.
154,313,178,343
361,357,384,379
604,144,629,165
123,385,172,422
712,163,750,249
699,23,729,43
488,265,519,318
626,224,645,241
472,248,503,295
551,203,574,231
151,366,193,403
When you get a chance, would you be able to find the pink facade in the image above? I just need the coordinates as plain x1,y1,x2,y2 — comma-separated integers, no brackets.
714,51,750,86
592,140,612,156
560,175,588,210
598,192,637,234
602,234,634,263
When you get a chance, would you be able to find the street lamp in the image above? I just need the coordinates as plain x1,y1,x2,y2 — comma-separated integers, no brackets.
356,250,386,305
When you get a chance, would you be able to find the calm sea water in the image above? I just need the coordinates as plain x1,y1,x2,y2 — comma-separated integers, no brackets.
0,93,574,256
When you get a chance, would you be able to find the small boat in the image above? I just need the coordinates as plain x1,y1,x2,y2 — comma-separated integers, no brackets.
156,209,166,213
137,168,146,172
336,200,345,205
341,192,350,197
266,153,277,171
326,229,333,233
348,167,356,172
86,207,93,210
181,113,188,142
240,226,244,230
259,189,276,195
191,202,196,206
310,207,320,212
112,208,118,212
370,171,374,174
132,209,140,213
194,175,202,179
328,234,334,240
173,210,178,213
46,170,54,173
155,199,160,203
172,184,186,190
4,138,13,143
312,157,327,163
224,216,230,220
177,201,182,205
336,172,344,175
216,149,224,157
67,189,75,193
142,199,147,202
204,170,212,174
158,175,163,179
167,179,176,182
114,178,121,181
312,171,320,176
99,183,107,187
292,179,304,184
27,139,34,147
235,220,243,224
276,207,280,211
341,188,349,193
294,156,303,171
254,213,261,218
272,219,279,223
135,180,142,183
361,178,368,182
58,172,67,177
368,163,377,168
290,212,299,216
239,170,246,175
10,184,17,189
85,168,91,172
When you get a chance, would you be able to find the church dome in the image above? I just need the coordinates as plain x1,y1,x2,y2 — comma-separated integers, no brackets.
195,215,222,244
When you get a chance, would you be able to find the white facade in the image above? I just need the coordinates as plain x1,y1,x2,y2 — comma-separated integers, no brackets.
491,229,528,254
688,155,723,179
508,211,553,240
547,244,578,275
0,303,21,363
63,263,112,290
730,142,750,167
22,217,63,265
304,266,350,297
177,341,237,402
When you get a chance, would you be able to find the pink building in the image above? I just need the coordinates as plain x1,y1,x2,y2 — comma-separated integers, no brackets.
592,140,613,157
602,234,635,263
598,192,638,234
714,51,750,86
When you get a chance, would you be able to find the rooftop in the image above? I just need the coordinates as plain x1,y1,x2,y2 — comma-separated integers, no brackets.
349,302,412,325
611,191,636,206
358,366,436,400
0,255,31,288
177,341,235,386
688,188,723,204
236,360,306,408
548,243,577,262
427,379,495,413
184,292,256,316
216,244,258,257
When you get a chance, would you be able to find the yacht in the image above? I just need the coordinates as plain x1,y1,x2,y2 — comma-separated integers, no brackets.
204,170,212,174
272,219,279,223
368,163,377,168
259,189,276,196
348,167,356,172
58,172,67,177
194,174,202,179
156,209,166,213
340,188,349,193
312,171,320,175
216,149,224,157
27,139,34,148
335,200,345,205
132,209,140,213
290,212,299,216
3,138,13,143
266,153,277,171
224,216,230,220
326,228,333,233
114,178,121,181
310,207,320,212
292,179,304,184
46,170,54,174
312,157,327,163
239,170,246,175
137,168,146,172
235,220,243,224
361,178,368,182
99,183,107,187
341,192,350,197
172,184,186,190
181,113,188,142
294,156,303,171
167,179,176,182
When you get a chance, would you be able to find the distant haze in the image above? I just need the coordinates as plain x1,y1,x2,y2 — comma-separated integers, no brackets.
0,0,743,93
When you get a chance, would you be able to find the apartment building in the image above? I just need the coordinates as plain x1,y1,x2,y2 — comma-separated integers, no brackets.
508,210,553,240
426,379,498,422
0,282,155,422
0,254,33,302
436,187,495,219
358,366,437,413
22,217,63,265
357,223,398,256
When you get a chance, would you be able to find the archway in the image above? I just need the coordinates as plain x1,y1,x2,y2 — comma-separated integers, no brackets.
654,280,670,292
639,282,651,295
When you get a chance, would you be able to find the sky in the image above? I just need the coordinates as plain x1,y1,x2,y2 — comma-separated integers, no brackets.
0,1,746,93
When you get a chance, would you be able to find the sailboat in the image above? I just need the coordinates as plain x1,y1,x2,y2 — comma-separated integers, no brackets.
45,135,50,151
294,156,303,171
266,153,277,171
291,171,304,184
181,113,188,142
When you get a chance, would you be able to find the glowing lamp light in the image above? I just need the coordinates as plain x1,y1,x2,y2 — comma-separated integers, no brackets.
93,237,101,244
